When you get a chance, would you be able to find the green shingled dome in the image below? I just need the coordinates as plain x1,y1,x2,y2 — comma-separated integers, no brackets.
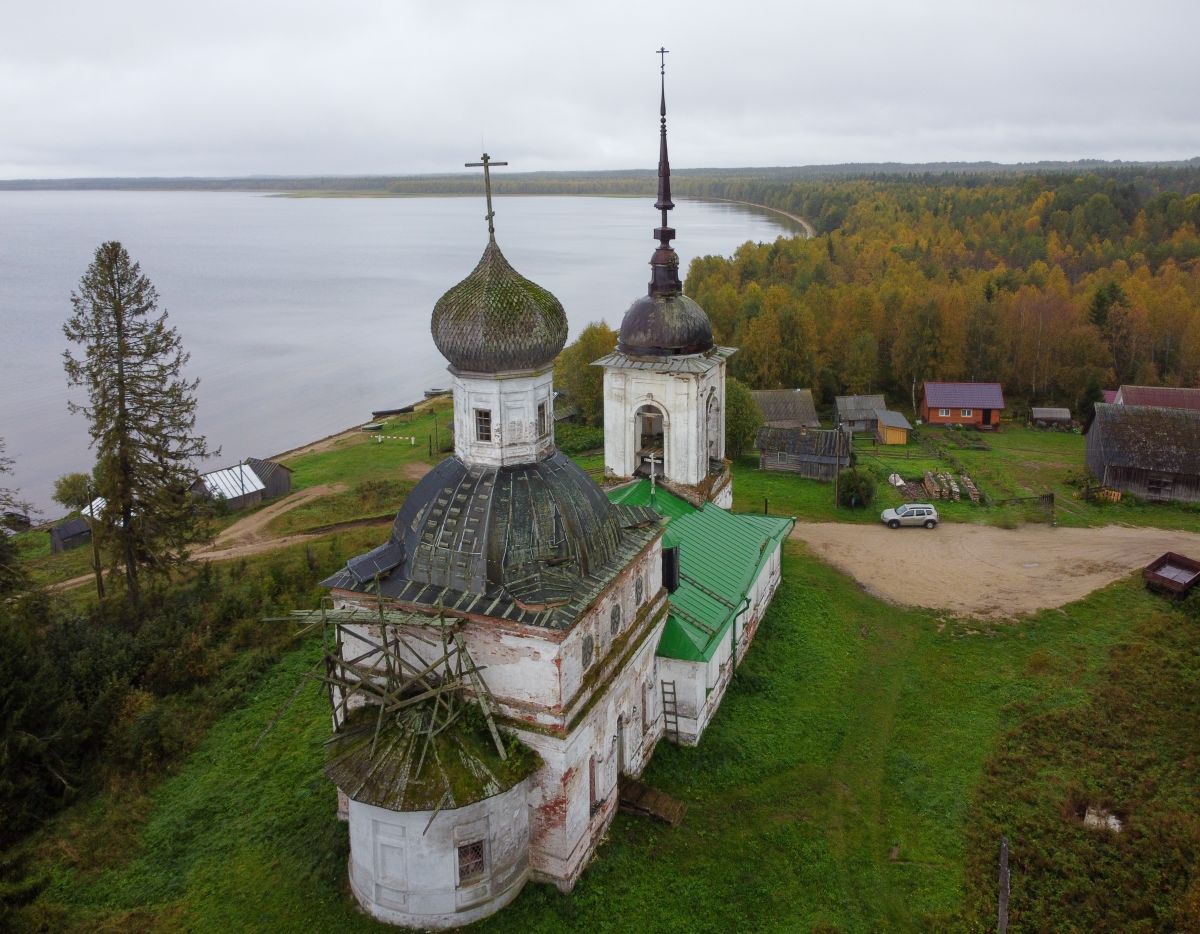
432,240,568,373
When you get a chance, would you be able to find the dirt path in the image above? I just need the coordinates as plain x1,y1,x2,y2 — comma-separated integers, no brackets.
790,521,1200,618
212,482,345,547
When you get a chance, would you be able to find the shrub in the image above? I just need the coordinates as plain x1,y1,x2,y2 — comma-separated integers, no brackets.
837,469,876,509
556,423,604,455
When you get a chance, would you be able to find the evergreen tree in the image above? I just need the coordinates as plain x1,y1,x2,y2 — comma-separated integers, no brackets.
63,242,214,604
0,438,29,595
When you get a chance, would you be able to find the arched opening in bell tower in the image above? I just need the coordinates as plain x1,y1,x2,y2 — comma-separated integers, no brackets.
705,390,721,467
634,402,667,479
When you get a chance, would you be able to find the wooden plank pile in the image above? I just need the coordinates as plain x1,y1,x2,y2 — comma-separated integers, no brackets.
959,473,982,503
923,471,962,501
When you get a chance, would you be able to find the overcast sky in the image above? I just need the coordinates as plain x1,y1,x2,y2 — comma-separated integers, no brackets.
2,0,1197,179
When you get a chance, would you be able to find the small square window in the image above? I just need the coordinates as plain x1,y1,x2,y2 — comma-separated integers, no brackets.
938,408,950,417
537,401,548,438
458,841,486,884
961,408,973,417
474,409,492,442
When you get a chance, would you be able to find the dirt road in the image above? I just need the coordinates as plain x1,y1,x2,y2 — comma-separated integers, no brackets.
790,521,1200,618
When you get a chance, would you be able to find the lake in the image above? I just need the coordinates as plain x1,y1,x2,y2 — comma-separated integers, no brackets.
0,191,794,513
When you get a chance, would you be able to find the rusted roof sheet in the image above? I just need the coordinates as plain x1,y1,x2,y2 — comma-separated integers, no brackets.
751,389,819,429
324,452,661,630
922,382,1005,409
754,426,849,463
835,394,886,422
1091,403,1200,472
591,345,736,374
1114,385,1200,411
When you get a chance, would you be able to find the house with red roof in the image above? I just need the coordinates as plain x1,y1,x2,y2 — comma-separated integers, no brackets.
920,381,1005,429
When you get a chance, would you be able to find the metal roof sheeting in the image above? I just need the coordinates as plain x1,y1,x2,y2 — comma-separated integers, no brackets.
835,394,887,422
751,389,820,429
1031,407,1071,421
874,409,913,430
606,480,794,662
591,346,736,374
200,463,265,500
923,381,1005,409
1089,403,1200,472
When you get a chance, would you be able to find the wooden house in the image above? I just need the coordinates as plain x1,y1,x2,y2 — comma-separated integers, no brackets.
755,426,849,481
874,409,912,445
1031,407,1072,428
49,515,91,553
751,389,819,429
1085,403,1200,503
921,382,1004,429
835,394,886,433
1112,385,1200,412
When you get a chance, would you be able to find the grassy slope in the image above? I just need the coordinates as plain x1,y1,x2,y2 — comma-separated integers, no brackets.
19,545,1160,932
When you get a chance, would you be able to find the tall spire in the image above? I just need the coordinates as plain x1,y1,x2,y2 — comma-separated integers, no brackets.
649,47,681,297
466,152,508,242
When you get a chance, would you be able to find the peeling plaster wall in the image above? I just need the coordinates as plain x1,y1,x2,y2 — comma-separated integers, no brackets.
345,779,531,929
602,360,726,486
452,367,556,467
513,604,666,889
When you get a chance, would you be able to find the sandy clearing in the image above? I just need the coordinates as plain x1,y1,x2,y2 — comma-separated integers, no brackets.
790,521,1200,618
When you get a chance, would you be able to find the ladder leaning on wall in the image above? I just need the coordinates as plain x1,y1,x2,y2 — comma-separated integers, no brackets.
660,680,680,741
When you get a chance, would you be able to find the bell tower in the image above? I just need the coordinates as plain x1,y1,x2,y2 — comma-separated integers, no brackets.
592,51,735,507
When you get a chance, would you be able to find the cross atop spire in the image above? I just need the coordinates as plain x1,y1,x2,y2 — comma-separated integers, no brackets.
465,152,508,241
649,48,680,297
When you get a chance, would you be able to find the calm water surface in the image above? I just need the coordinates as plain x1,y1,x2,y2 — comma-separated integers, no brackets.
0,192,792,512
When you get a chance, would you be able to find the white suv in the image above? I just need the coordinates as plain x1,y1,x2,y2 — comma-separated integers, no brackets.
881,503,939,529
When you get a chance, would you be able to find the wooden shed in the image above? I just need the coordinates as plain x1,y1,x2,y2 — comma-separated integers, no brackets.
1085,403,1200,503
247,457,293,500
874,409,912,445
1031,407,1072,428
835,394,886,434
750,389,820,429
190,462,267,512
755,426,849,481
49,515,91,553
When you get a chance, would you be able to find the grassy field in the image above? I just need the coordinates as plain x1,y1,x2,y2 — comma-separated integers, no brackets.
12,545,1179,933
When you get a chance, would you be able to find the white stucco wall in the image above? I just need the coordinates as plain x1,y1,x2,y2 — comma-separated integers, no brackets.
452,366,556,467
602,359,726,487
345,778,531,929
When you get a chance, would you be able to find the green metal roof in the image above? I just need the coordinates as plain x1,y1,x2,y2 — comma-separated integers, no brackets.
606,480,794,662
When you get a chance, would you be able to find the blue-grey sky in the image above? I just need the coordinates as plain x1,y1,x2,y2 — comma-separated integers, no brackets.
1,0,1197,178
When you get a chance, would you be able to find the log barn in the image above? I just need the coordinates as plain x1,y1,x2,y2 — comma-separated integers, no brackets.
755,426,850,481
751,389,820,429
1085,403,1200,503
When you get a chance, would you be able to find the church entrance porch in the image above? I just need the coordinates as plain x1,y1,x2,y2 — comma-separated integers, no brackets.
634,404,666,478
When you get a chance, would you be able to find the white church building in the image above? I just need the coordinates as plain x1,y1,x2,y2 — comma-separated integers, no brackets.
315,67,793,929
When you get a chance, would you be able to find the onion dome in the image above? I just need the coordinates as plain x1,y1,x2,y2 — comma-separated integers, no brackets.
431,240,568,373
616,48,714,358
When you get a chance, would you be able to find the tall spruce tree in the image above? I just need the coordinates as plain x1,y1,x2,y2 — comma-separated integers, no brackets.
63,242,213,603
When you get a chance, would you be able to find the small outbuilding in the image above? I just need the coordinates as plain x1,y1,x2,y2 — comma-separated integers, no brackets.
1085,403,1200,503
190,462,267,512
874,409,912,445
49,515,91,553
835,394,886,434
1031,407,1072,428
755,426,850,481
246,457,293,500
751,389,820,429
921,382,1005,429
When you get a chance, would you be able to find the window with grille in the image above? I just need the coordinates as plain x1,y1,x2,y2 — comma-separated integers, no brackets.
537,401,548,437
457,841,486,884
610,603,622,635
474,409,492,442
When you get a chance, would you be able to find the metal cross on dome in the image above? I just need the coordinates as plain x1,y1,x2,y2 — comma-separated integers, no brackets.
657,46,668,74
465,152,508,241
